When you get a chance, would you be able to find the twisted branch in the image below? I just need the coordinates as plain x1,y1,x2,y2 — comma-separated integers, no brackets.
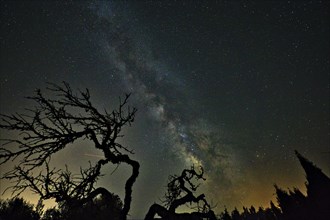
0,82,139,220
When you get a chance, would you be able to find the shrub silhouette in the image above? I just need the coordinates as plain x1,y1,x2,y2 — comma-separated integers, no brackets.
0,197,40,220
42,192,122,220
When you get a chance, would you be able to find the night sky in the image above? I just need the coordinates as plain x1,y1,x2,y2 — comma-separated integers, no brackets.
0,1,329,218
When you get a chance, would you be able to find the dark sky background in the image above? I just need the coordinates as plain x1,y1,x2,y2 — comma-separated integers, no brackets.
0,0,329,218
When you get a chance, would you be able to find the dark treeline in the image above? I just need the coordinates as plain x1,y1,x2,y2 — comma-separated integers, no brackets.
1,151,329,220
217,151,330,220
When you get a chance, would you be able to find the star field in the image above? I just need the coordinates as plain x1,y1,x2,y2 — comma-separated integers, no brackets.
0,1,329,218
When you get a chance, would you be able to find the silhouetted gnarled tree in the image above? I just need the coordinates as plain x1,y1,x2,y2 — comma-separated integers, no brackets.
0,82,139,220
145,166,217,220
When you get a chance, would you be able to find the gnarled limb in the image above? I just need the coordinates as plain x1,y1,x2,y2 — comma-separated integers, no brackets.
145,166,216,220
166,166,206,212
0,82,139,220
145,203,169,220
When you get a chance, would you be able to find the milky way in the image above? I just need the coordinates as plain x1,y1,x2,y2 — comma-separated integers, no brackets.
1,1,329,218
89,1,247,212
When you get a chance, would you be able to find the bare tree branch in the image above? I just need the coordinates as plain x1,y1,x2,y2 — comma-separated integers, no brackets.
0,82,139,220
145,166,216,220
